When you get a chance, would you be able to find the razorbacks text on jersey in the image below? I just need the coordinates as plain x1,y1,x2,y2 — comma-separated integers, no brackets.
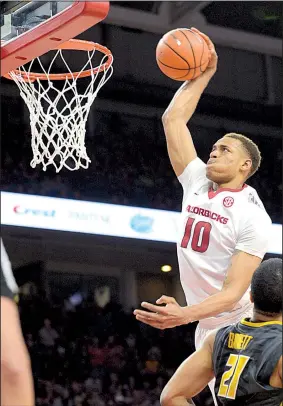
213,318,283,405
177,158,272,329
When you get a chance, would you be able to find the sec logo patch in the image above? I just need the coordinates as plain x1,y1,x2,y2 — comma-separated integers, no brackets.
223,196,234,208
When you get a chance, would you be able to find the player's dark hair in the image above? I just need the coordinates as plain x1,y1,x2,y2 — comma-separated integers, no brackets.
251,258,282,315
224,133,261,178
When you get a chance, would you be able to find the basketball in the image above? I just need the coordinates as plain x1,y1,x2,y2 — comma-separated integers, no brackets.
156,28,210,81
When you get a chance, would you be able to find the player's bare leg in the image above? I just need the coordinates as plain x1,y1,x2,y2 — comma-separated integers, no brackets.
1,296,35,406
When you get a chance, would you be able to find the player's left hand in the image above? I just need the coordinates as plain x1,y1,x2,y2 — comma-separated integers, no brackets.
133,295,188,329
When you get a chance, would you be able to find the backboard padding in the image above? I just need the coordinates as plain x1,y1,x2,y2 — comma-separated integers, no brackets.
1,1,109,75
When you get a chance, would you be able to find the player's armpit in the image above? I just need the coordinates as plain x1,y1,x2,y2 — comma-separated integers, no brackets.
271,356,283,387
160,331,216,406
221,250,262,305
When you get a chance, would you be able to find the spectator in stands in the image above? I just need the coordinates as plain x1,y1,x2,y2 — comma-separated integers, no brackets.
39,318,59,348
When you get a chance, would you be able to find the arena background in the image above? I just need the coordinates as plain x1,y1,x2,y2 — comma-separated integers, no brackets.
1,2,282,406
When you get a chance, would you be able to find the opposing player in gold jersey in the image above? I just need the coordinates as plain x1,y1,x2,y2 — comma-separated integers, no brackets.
160,258,283,405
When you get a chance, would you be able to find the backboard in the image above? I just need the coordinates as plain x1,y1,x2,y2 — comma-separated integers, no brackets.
1,1,110,75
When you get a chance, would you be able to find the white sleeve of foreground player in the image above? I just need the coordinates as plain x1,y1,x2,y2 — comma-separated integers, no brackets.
235,207,272,259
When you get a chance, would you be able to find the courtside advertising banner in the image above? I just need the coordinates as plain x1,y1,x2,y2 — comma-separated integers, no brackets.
1,192,281,255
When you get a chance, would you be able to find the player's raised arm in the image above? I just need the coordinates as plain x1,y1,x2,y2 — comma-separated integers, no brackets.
162,28,218,177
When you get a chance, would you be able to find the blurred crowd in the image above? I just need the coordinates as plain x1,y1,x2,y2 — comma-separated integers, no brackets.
2,101,282,223
19,287,196,406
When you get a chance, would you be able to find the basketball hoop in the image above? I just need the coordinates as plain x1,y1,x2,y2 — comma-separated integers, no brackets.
3,39,113,172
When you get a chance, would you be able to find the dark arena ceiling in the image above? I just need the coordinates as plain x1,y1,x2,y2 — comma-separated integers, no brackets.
1,1,281,38
110,1,282,38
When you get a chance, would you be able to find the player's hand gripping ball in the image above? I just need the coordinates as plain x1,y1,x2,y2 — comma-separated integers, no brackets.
156,27,210,81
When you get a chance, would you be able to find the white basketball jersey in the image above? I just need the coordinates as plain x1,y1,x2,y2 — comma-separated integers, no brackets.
177,158,272,329
1,239,18,294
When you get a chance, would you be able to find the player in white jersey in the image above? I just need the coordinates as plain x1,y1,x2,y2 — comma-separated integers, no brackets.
134,28,271,404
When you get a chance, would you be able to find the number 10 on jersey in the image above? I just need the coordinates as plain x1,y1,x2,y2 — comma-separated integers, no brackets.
181,217,212,253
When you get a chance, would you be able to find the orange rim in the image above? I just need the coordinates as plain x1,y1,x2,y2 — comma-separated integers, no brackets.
3,39,113,82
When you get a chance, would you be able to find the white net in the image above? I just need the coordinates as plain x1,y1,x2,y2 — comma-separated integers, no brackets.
9,45,113,172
